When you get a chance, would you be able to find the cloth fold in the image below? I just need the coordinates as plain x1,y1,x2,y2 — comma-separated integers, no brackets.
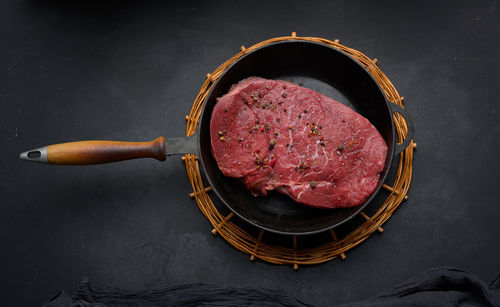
45,279,312,307
339,267,500,307
43,267,500,307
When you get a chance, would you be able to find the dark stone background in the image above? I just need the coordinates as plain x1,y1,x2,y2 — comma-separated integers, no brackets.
1,0,499,305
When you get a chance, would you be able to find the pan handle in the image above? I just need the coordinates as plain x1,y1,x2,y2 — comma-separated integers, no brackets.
19,137,168,165
389,102,414,156
20,134,199,165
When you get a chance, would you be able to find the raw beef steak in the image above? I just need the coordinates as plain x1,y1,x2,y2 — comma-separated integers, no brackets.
210,77,387,209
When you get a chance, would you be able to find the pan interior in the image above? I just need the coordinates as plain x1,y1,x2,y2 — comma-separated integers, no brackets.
198,41,394,235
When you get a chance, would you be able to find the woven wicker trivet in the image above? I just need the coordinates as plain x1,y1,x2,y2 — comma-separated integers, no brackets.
182,33,415,269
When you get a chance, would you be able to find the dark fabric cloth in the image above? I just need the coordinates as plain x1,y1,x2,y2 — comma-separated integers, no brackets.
339,267,500,307
43,279,312,307
43,267,500,307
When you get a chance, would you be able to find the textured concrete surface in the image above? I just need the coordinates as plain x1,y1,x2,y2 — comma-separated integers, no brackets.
1,0,499,305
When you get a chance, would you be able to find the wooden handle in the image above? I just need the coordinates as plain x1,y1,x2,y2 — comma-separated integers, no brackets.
20,137,166,165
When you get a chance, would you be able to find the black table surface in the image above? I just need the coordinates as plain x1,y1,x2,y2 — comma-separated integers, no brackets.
1,1,499,306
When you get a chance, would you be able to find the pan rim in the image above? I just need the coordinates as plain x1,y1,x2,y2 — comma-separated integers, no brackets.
197,40,396,236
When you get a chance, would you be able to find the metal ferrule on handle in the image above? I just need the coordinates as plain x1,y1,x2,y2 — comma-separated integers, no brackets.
19,146,48,163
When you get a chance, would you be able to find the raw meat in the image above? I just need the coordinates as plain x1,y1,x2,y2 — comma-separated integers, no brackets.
210,77,387,209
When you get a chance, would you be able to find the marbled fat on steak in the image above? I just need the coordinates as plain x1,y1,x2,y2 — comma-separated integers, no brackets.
210,77,388,209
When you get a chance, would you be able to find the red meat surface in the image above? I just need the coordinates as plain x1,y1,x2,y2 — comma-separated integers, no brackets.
210,77,387,209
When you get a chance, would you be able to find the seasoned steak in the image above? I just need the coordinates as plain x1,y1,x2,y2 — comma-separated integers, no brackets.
210,77,387,209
